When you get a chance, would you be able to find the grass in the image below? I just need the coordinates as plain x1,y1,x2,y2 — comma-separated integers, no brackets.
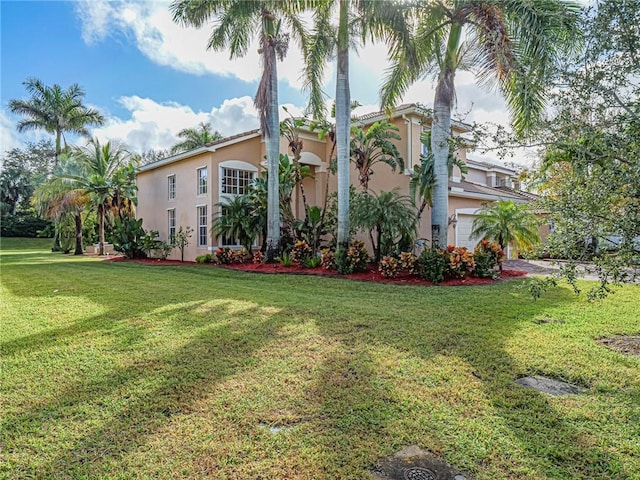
1,237,639,479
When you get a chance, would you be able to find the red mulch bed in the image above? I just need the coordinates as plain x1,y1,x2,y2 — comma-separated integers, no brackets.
103,256,527,286
221,262,527,286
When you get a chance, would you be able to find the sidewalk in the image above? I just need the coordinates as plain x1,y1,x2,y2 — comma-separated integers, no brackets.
503,259,640,283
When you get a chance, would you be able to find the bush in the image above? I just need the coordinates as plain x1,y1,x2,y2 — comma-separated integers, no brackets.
379,256,399,278
321,248,335,270
475,240,504,266
0,213,52,238
444,245,475,278
253,251,265,264
335,240,370,274
112,217,147,259
399,251,417,274
417,248,448,284
215,247,235,265
236,248,252,264
304,256,322,268
277,252,294,267
195,254,213,264
290,240,313,265
472,240,503,278
140,230,173,259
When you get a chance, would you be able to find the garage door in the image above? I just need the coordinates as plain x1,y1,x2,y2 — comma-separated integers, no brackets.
455,213,482,250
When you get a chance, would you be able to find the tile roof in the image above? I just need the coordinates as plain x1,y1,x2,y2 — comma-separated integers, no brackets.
449,180,534,202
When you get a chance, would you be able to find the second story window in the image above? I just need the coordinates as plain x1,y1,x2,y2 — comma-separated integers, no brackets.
198,167,207,195
168,175,176,200
221,167,253,195
421,127,430,157
168,209,176,244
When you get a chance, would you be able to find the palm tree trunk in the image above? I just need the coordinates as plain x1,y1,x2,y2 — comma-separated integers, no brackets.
51,130,63,252
74,212,83,255
265,46,281,260
335,0,351,248
98,204,105,256
430,24,461,249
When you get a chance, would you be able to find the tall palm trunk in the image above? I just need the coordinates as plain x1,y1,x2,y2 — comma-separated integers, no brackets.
51,133,63,252
98,203,106,255
265,44,281,260
335,0,351,248
74,211,83,255
430,24,461,248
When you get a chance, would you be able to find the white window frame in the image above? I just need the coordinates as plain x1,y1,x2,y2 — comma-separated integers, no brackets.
217,160,258,247
197,205,208,248
197,167,207,195
167,208,176,244
167,174,176,200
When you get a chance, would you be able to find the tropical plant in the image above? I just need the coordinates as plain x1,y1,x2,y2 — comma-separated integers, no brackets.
171,1,309,259
334,239,369,274
294,205,328,255
215,247,235,265
382,0,582,247
410,130,468,220
443,245,475,278
169,122,222,154
304,0,411,248
378,255,399,278
196,253,213,264
471,200,540,256
9,78,104,165
351,189,418,262
174,225,193,262
111,216,147,259
212,195,261,254
350,120,404,189
62,139,138,255
416,247,448,284
290,240,313,265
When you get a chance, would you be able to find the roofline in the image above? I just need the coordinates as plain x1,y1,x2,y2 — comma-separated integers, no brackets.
354,104,472,133
137,130,262,173
449,189,529,203
465,158,518,175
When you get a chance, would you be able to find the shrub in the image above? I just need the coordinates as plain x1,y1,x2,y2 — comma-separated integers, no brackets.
215,247,235,265
112,217,147,259
399,251,417,274
321,248,335,270
0,213,52,238
195,254,213,264
140,230,173,259
444,245,475,278
475,239,504,266
290,240,313,265
253,251,265,264
236,248,252,264
417,248,448,284
379,256,399,278
335,240,370,274
277,252,294,267
304,256,322,268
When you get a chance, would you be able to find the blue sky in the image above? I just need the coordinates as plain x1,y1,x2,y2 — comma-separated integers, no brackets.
1,0,519,160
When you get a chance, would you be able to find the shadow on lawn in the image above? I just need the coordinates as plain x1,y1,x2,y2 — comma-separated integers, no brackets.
304,284,630,479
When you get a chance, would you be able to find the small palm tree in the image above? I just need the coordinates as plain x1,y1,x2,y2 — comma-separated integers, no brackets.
382,1,581,248
350,120,404,190
169,122,222,154
351,189,418,262
212,195,262,254
470,200,540,255
9,78,104,165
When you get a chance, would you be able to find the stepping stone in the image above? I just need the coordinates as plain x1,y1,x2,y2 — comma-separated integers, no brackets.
597,335,640,357
373,445,471,480
515,376,584,396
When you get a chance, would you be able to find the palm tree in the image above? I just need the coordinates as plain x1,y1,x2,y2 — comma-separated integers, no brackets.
470,199,540,254
409,130,467,221
350,120,404,190
62,139,137,255
382,1,581,248
9,78,104,165
170,122,223,154
171,1,309,260
304,0,412,249
212,195,262,254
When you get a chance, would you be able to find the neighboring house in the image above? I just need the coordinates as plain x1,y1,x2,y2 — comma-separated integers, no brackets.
136,104,533,261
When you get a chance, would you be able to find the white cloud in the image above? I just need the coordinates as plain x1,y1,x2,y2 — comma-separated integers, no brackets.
0,111,23,155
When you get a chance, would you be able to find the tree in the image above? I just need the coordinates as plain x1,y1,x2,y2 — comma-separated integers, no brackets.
409,130,467,221
212,195,262,254
304,0,412,248
169,122,222,154
171,0,309,260
9,78,104,165
350,120,404,190
382,1,581,248
470,199,540,256
62,139,137,255
351,189,418,262
527,0,640,296
174,225,193,262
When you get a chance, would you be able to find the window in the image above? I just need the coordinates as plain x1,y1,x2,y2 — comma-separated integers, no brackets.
421,127,429,156
197,205,208,247
168,175,176,200
221,168,253,195
220,206,241,247
168,209,176,244
197,167,207,195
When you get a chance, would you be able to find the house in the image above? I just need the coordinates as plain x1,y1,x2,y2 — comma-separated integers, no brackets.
136,104,532,262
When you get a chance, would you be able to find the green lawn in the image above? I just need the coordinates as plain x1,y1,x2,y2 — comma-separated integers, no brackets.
1,237,639,479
